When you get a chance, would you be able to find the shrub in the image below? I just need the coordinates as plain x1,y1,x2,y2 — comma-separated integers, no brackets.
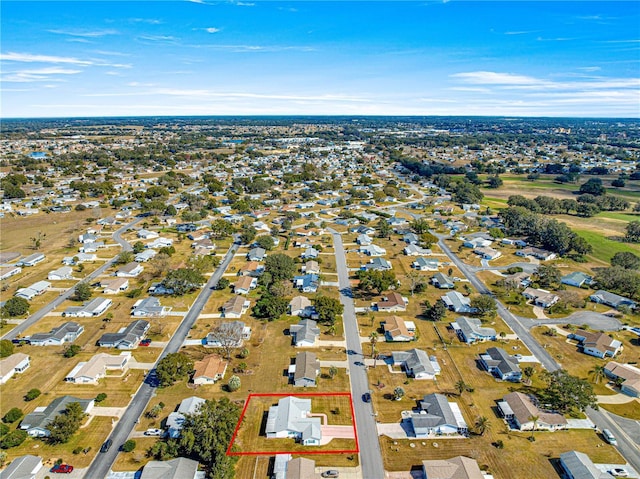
0,424,9,437
122,439,136,452
73,447,83,455
0,430,28,448
64,345,81,358
24,389,41,401
2,408,23,424
95,393,107,403
228,375,241,392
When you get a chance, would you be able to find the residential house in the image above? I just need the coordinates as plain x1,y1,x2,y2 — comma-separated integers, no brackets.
604,362,640,398
515,247,556,261
409,393,468,437
64,352,130,384
0,265,21,281
300,247,319,260
79,241,104,253
301,260,320,275
522,288,559,308
403,232,420,244
97,320,149,349
63,297,112,317
166,397,206,438
560,451,615,479
0,353,30,384
392,349,440,380
15,281,51,300
206,321,252,348
28,322,84,346
238,261,264,277
441,291,475,314
0,455,43,479
569,330,623,359
137,229,159,239
360,244,387,256
220,296,251,318
290,351,320,387
140,457,203,479
290,319,321,347
361,257,393,271
590,290,637,310
191,238,215,251
247,247,266,262
62,252,96,265
450,317,496,344
272,456,315,479
17,253,45,267
463,237,492,249
101,277,129,294
147,237,173,249
135,249,157,263
132,297,171,317
383,316,415,342
422,456,483,479
288,296,315,317
376,292,408,312
502,238,527,247
480,347,522,381
48,266,73,281
561,271,594,288
265,396,322,446
404,244,431,256
431,272,454,289
498,392,567,431
357,234,373,246
473,247,501,260
116,262,144,278
233,276,257,295
20,396,94,437
192,354,228,385
293,274,319,293
412,257,439,272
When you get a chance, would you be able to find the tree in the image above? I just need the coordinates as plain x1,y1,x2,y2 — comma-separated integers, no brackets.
611,251,640,270
540,369,597,413
239,348,249,359
133,241,145,254
1,297,30,317
0,340,14,358
254,235,275,251
216,278,230,290
2,408,23,424
487,175,503,189
376,219,392,238
116,251,135,264
264,253,296,282
475,416,490,436
24,388,41,401
122,439,136,452
268,280,294,299
161,268,205,296
393,387,405,400
209,324,245,360
424,301,447,322
369,331,378,359
30,232,46,251
0,430,27,449
406,270,425,296
470,295,497,318
579,178,605,196
95,393,107,403
453,182,483,204
0,424,8,437
535,264,561,289
625,221,640,243
48,401,86,444
410,218,430,234
156,353,194,387
252,294,288,321
228,375,241,392
329,366,338,379
72,281,92,302
64,344,81,358
590,364,605,384
357,269,397,295
419,232,438,248
528,415,539,440
239,227,257,245
312,296,344,325
455,380,468,396
522,366,535,385
176,398,240,478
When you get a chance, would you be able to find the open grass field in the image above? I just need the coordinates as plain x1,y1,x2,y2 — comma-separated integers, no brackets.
600,400,640,420
574,229,640,264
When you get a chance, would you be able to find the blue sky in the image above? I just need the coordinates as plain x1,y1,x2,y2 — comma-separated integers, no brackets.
1,1,639,118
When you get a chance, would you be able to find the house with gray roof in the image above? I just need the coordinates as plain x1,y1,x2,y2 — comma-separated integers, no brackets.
361,257,392,271
166,396,206,438
431,272,454,288
247,247,266,261
28,322,84,346
409,393,468,437
289,319,321,347
206,321,251,348
293,274,319,293
290,351,320,387
97,320,149,349
0,455,43,479
265,396,322,446
422,456,483,479
561,271,594,288
479,347,522,382
404,244,431,256
590,290,637,310
140,457,203,479
63,297,112,318
450,317,496,344
48,266,73,281
560,451,614,479
131,297,171,317
20,396,94,437
441,291,475,314
392,349,440,380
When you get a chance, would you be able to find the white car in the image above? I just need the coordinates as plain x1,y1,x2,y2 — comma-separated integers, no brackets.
144,428,163,436
610,468,628,477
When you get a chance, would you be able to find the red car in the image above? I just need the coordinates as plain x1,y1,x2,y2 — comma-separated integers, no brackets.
51,464,74,473
139,339,151,346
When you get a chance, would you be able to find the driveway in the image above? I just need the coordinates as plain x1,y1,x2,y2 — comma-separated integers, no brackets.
598,394,638,404
531,311,622,331
36,466,87,479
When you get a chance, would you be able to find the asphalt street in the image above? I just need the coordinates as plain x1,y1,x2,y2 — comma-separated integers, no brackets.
436,234,640,469
2,218,142,341
83,236,239,479
329,228,385,479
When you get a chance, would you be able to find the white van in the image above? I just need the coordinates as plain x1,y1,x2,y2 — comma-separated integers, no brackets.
603,428,617,445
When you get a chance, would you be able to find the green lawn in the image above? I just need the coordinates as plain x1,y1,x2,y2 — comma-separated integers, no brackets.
574,229,640,263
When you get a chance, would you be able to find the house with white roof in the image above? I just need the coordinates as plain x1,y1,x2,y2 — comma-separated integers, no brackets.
64,352,130,384
265,396,322,446
0,353,30,384
409,393,468,437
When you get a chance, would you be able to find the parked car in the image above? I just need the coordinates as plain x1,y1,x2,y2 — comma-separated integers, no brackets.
362,392,371,403
139,339,152,346
100,439,113,453
610,468,628,477
145,428,163,436
321,471,340,478
602,429,617,445
51,464,74,473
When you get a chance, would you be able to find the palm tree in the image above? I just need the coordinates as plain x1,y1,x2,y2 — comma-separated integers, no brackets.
523,366,535,385
369,331,378,359
393,387,405,400
475,416,490,436
590,364,605,384
455,380,467,396
528,415,539,441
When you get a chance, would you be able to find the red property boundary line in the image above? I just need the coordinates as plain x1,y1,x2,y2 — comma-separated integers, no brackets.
226,392,359,456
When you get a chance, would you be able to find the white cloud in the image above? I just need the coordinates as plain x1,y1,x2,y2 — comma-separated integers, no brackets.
47,29,118,38
205,27,221,33
130,18,163,25
451,71,543,86
137,35,178,43
0,52,94,65
504,31,536,35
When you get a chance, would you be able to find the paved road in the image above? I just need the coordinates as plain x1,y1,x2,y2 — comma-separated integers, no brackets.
83,236,240,479
1,218,142,341
436,234,640,467
329,228,384,479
